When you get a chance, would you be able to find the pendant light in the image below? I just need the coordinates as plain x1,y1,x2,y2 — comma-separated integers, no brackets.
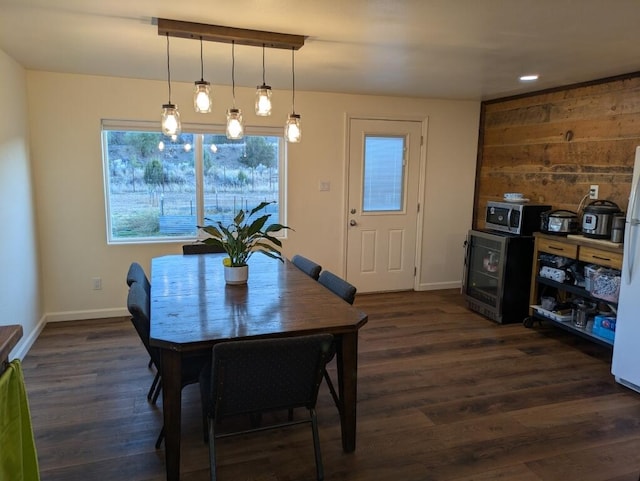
226,41,244,140
193,37,212,113
161,33,181,137
255,44,272,116
284,47,301,143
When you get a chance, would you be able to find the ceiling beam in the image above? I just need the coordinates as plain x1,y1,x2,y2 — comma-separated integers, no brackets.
156,18,305,50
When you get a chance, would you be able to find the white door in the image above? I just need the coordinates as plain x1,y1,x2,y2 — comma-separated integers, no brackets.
346,118,423,292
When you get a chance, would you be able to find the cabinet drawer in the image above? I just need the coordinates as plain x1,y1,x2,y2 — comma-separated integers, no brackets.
537,238,578,258
579,246,623,270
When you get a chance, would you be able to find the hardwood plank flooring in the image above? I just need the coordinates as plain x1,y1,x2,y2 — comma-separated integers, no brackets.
20,290,640,481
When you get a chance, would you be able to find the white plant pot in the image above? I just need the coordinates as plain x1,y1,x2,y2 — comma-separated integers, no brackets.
224,265,248,285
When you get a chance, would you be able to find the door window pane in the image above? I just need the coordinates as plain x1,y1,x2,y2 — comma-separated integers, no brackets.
362,136,405,212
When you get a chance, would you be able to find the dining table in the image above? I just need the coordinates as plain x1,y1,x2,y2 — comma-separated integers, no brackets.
149,253,368,481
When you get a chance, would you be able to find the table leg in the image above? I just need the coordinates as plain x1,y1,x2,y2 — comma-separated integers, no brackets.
336,331,358,452
162,349,182,481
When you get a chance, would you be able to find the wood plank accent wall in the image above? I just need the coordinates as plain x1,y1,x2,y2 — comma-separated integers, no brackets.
474,72,640,229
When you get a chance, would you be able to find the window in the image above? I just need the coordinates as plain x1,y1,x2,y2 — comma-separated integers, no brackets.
362,135,405,212
101,121,285,243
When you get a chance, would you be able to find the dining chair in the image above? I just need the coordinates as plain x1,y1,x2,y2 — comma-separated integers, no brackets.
127,281,206,448
291,254,322,280
126,262,156,382
199,334,335,481
318,270,357,305
182,242,226,255
317,270,357,413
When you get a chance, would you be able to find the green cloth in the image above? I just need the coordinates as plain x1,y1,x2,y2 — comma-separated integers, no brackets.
0,359,40,481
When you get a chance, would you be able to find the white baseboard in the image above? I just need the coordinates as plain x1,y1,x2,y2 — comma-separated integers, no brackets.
416,280,461,291
45,307,129,323
10,314,47,361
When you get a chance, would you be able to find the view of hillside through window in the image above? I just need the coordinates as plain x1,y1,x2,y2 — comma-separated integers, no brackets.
102,128,282,243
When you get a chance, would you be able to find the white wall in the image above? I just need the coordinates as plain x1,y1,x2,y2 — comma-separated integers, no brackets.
0,50,43,358
26,71,479,320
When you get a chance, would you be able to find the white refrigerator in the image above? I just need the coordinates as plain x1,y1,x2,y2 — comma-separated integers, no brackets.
612,146,640,393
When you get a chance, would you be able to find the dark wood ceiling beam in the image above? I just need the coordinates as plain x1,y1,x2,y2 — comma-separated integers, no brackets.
156,18,305,50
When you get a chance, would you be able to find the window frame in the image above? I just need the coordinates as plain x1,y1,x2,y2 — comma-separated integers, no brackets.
101,120,287,245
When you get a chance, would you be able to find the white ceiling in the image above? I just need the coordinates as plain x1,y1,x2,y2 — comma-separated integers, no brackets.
2,0,640,101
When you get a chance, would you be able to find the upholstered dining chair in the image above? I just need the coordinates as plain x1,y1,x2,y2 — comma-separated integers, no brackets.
318,270,357,305
126,262,157,391
182,242,226,255
127,281,206,448
199,334,335,481
317,270,358,413
291,254,322,280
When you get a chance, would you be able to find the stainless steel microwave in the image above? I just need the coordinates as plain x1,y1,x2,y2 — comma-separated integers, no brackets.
485,201,551,235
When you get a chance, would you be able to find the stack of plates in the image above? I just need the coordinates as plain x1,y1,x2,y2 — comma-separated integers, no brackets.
503,193,529,203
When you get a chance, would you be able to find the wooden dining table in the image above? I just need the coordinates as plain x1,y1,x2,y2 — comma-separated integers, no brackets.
149,253,368,481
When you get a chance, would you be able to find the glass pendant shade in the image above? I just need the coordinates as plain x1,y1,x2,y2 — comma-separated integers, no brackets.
194,80,212,113
161,103,181,136
284,113,301,143
226,108,244,139
255,85,272,116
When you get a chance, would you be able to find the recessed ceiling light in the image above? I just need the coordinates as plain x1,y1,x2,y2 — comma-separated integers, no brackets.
520,74,539,81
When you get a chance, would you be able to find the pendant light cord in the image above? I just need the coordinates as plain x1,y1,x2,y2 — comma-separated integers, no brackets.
262,44,266,85
199,37,204,82
291,47,296,114
166,33,172,103
231,40,236,107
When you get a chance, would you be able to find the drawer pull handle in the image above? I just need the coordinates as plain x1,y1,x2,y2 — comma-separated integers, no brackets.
592,255,611,262
548,246,565,251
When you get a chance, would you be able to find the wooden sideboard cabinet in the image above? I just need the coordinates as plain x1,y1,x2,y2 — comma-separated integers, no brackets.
526,232,623,347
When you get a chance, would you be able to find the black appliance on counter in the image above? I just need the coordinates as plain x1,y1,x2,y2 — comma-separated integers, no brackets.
463,229,536,324
463,201,552,324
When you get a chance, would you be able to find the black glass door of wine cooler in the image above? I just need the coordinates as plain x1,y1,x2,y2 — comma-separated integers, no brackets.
463,229,534,324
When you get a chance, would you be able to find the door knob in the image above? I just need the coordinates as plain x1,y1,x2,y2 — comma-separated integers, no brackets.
350,219,357,226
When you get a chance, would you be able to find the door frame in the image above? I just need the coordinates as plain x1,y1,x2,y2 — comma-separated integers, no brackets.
342,113,429,291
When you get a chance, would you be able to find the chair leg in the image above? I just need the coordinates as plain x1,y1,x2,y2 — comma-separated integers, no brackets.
155,426,164,449
147,372,161,402
208,417,217,481
323,368,342,415
310,408,324,481
151,379,162,405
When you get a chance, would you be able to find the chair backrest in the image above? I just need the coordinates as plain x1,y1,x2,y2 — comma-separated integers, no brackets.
291,254,322,280
126,262,150,293
318,270,357,305
182,243,226,255
208,334,334,419
127,282,161,366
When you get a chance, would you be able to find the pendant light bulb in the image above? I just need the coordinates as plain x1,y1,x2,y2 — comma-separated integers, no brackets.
285,113,301,143
255,85,272,116
255,45,272,116
161,33,181,136
193,38,212,113
226,41,244,140
285,48,301,143
226,108,244,139
194,81,212,113
161,104,181,136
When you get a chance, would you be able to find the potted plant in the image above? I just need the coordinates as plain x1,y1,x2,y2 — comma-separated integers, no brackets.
200,201,290,285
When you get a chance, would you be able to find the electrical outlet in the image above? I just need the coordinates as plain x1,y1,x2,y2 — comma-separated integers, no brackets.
92,277,102,290
589,184,599,200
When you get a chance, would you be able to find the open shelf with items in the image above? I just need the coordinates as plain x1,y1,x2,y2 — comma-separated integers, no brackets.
525,233,623,347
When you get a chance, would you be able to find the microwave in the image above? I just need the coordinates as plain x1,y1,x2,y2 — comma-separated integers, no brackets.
485,201,551,235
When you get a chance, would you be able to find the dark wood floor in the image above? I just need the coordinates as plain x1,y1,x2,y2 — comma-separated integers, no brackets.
21,290,640,481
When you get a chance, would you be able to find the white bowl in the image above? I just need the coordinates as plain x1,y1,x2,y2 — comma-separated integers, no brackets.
503,192,524,200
